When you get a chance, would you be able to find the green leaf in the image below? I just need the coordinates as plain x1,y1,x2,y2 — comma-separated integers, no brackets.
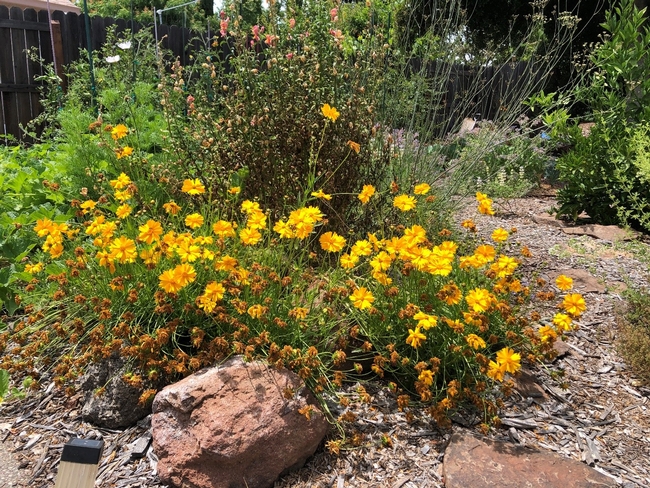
0,369,9,398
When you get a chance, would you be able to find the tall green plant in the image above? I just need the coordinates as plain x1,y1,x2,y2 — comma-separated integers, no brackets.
556,0,650,231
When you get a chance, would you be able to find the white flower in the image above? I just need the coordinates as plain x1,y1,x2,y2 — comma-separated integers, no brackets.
106,55,121,63
117,41,132,50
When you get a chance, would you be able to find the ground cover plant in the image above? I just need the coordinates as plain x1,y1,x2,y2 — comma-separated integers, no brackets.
0,0,595,441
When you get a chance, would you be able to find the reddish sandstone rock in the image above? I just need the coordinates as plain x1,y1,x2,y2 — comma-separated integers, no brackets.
152,356,329,488
443,432,615,488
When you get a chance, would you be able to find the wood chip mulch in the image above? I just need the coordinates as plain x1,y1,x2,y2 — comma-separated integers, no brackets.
1,195,650,487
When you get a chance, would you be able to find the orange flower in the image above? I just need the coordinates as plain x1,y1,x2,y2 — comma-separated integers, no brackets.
321,103,340,122
184,213,204,229
350,286,374,310
358,185,376,204
138,219,163,244
393,194,416,212
163,201,181,215
319,231,346,252
111,124,128,140
181,178,206,195
347,140,360,153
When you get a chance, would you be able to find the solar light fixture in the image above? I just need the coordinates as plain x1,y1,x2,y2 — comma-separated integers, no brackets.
54,438,104,488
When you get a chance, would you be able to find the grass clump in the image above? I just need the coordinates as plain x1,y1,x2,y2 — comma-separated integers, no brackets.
618,290,650,384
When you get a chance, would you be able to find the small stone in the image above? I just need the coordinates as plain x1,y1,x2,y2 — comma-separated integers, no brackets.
514,369,547,399
552,339,571,360
532,213,566,228
443,432,616,488
562,224,637,242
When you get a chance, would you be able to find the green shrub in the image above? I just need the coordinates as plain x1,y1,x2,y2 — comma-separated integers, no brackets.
555,0,650,231
617,290,650,384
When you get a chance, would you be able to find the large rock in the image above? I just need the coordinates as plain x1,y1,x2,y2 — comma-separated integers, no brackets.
152,356,329,488
80,355,151,429
443,432,616,488
561,224,637,242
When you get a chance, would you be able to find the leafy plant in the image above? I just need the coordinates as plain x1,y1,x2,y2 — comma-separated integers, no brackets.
555,0,650,231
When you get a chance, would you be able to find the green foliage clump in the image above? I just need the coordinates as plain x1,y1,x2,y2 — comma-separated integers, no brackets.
555,0,650,231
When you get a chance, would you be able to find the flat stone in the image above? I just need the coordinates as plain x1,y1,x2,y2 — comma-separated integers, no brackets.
443,432,616,488
514,369,547,399
549,269,606,294
552,339,571,359
532,213,566,228
562,224,637,242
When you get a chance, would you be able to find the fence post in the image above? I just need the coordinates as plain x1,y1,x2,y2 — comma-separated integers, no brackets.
50,20,66,91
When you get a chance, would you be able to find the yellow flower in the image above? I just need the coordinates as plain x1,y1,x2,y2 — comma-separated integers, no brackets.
215,255,238,271
466,288,493,313
181,178,206,195
321,103,340,122
351,240,372,256
173,263,197,287
561,293,586,317
538,325,557,343
109,236,137,264
80,200,97,214
114,189,133,202
319,231,346,252
465,334,486,350
176,242,202,262
358,185,376,204
418,369,434,386
474,244,496,263
138,219,163,245
393,194,416,212
496,347,521,374
159,269,182,294
241,200,261,214
350,286,374,310
213,220,237,238
413,311,437,330
110,173,131,190
476,192,495,215
163,201,181,215
203,281,225,301
228,186,241,195
185,213,205,229
311,189,332,201
553,313,573,331
340,253,359,269
347,140,360,154
111,124,128,140
487,360,506,382
248,304,266,319
246,210,267,230
34,218,55,237
555,274,574,291
490,255,518,278
24,262,44,274
115,204,132,219
406,327,426,349
116,146,133,159
273,220,294,238
240,227,262,245
290,307,309,320
491,228,509,243
413,183,431,195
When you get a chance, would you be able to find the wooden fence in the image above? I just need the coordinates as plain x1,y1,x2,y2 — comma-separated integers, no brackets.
0,6,201,143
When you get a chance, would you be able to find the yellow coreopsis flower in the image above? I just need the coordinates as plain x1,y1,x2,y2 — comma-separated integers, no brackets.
109,236,137,264
406,327,426,349
350,286,374,310
321,103,340,122
213,220,237,238
228,186,241,195
538,325,557,343
487,360,506,382
115,204,132,219
320,231,346,252
110,172,132,190
413,311,438,330
496,347,521,374
24,262,44,274
358,185,376,204
465,288,493,313
111,124,128,140
561,293,586,317
273,220,294,238
240,227,262,245
393,194,417,212
311,189,332,201
465,334,486,350
159,269,182,293
116,146,134,159
173,263,197,287
181,178,206,195
138,219,163,245
185,213,205,229
204,281,226,301
413,183,431,195
340,253,359,269
555,274,574,291
553,313,573,331
418,369,434,386
351,240,372,257
491,228,509,243
163,201,181,215
80,200,97,214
